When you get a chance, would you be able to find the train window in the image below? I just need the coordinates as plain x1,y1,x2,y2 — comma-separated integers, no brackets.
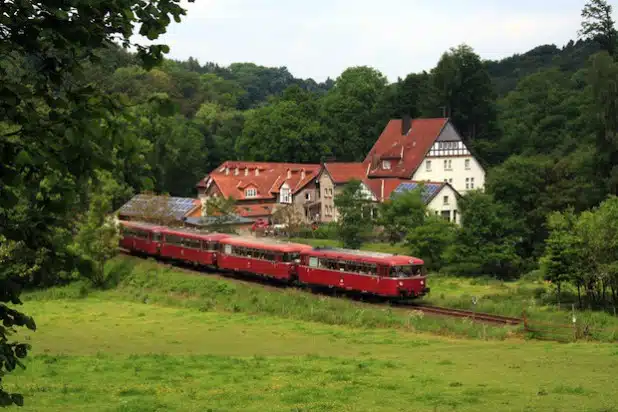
389,265,422,278
282,253,300,262
206,241,218,251
183,238,201,249
308,257,318,268
224,244,232,254
166,235,184,246
152,232,161,242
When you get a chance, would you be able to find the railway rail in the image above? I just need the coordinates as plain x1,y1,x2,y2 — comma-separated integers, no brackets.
118,248,523,327
410,304,523,325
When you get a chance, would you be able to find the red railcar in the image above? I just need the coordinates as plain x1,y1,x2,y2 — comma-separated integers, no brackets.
118,221,166,256
217,237,313,280
297,247,429,298
159,229,232,266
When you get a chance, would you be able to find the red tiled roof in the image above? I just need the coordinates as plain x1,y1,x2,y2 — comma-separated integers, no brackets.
323,162,367,184
198,161,320,201
364,118,448,179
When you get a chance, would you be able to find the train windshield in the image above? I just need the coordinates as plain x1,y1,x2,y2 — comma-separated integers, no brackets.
389,265,424,278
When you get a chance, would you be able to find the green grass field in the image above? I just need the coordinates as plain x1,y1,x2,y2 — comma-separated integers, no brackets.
4,255,618,411
8,297,618,411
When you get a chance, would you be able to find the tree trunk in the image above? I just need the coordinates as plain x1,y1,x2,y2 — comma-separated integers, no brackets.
557,282,561,309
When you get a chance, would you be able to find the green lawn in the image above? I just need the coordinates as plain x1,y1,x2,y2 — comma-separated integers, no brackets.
7,297,618,411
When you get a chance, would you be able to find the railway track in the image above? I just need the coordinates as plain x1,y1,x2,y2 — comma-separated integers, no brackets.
410,304,522,325
118,249,523,327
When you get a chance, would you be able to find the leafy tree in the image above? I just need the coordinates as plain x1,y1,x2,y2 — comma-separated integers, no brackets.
427,44,497,146
203,196,238,234
321,66,389,161
378,186,427,244
271,205,306,238
406,216,457,271
334,180,374,249
236,86,330,162
443,191,523,278
540,210,585,307
486,155,554,259
580,0,617,56
587,52,618,194
0,0,192,405
71,172,122,287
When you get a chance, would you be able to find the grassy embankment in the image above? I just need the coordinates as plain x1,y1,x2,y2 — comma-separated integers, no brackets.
6,256,618,411
291,238,618,342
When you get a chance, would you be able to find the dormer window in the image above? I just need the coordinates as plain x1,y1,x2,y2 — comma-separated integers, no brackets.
301,170,306,180
244,168,249,176
287,170,292,179
245,188,257,198
280,183,291,204
382,160,391,170
255,168,260,176
234,167,239,176
225,167,229,175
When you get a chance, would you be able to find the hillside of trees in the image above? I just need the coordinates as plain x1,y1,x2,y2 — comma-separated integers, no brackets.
4,0,618,404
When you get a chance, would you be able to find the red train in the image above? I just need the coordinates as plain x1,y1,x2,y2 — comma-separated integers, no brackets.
118,221,430,299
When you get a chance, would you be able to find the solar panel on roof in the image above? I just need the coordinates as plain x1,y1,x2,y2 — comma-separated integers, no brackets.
392,183,442,204
118,195,197,220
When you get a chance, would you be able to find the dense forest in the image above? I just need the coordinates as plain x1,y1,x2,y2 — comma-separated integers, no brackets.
3,0,618,405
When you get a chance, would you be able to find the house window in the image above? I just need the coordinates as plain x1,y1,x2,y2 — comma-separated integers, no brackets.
382,160,391,170
470,178,475,189
443,196,449,205
305,192,311,201
444,159,452,170
465,159,471,170
426,160,432,171
441,210,451,221
234,168,239,176
245,188,257,198
465,178,470,190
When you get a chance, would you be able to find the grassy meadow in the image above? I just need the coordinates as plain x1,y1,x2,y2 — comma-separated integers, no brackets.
292,238,618,342
3,255,618,411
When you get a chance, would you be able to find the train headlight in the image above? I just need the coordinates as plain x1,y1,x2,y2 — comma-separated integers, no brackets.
420,280,424,285
398,281,404,287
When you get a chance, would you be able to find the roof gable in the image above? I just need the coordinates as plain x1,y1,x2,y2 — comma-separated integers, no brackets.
364,118,449,179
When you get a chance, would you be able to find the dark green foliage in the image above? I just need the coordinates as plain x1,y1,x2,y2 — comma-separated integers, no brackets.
406,216,457,271
334,180,375,249
443,192,523,279
235,86,330,162
321,67,390,161
486,40,600,97
379,187,427,244
0,0,193,406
